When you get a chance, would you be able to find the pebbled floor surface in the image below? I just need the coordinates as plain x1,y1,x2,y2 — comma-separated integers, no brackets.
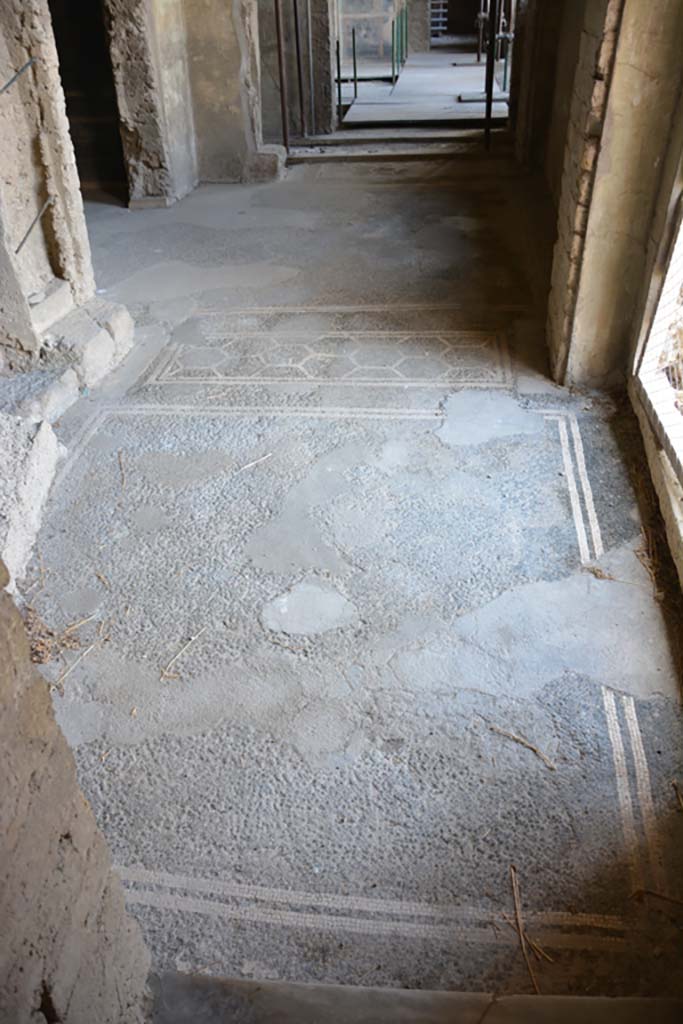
22,157,683,997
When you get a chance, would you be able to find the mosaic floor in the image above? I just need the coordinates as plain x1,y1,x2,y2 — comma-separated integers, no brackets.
24,163,683,995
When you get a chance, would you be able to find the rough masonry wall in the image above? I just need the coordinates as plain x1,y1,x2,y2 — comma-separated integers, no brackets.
0,563,151,1023
548,0,683,386
0,0,95,355
544,0,618,382
544,0,586,208
104,0,194,204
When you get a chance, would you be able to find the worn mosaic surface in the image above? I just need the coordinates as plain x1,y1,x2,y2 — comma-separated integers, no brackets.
24,162,683,995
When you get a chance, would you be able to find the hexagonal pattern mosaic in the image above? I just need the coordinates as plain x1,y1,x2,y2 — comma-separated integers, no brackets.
147,326,511,388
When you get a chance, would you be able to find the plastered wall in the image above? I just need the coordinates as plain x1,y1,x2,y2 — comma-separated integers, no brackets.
0,563,150,1023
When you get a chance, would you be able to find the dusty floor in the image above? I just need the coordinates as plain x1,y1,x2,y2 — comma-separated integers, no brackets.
22,154,683,995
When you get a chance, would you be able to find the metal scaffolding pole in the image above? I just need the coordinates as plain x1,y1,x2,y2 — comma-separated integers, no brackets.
306,0,316,134
292,0,307,136
485,0,499,148
273,0,290,151
336,38,343,126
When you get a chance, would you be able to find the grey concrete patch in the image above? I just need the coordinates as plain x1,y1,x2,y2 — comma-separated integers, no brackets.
262,579,358,636
438,392,544,446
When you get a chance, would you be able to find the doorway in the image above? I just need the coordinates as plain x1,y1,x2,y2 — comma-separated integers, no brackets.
47,0,128,203
337,1,515,130
635,206,683,483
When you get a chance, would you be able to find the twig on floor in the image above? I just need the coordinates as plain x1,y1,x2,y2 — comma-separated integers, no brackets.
95,571,110,589
118,450,126,490
63,613,97,635
631,888,683,909
635,528,664,602
501,912,555,964
510,865,540,994
490,724,556,771
232,452,273,476
25,606,81,664
52,642,98,696
582,565,616,581
582,565,649,590
160,625,208,681
672,780,683,812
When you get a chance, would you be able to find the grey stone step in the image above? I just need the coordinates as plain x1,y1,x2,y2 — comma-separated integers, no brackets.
302,128,491,145
152,973,683,1024
287,144,485,164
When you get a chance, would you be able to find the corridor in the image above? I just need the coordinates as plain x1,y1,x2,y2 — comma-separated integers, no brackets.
23,154,683,996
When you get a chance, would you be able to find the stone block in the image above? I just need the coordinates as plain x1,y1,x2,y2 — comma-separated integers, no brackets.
29,278,75,336
0,415,64,587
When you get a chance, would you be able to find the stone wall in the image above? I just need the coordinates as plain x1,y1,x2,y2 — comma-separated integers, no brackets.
544,0,586,208
0,563,151,1023
0,0,95,359
547,0,683,386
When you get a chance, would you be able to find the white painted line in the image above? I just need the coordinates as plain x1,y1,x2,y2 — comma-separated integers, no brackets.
53,409,110,491
555,417,591,564
200,330,502,338
156,377,508,389
116,865,625,932
621,695,666,890
141,342,180,386
106,404,444,421
601,688,644,891
122,889,627,952
195,304,530,315
569,414,604,559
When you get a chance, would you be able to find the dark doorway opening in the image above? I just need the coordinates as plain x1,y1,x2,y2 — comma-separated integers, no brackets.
47,0,128,204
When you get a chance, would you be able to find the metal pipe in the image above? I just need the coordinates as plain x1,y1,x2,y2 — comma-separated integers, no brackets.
485,0,499,149
15,195,54,256
0,56,35,96
336,38,343,126
306,0,316,134
292,0,307,137
273,0,290,151
396,13,400,69
497,3,506,61
399,8,403,66
476,0,488,65
391,19,396,86
352,27,358,100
